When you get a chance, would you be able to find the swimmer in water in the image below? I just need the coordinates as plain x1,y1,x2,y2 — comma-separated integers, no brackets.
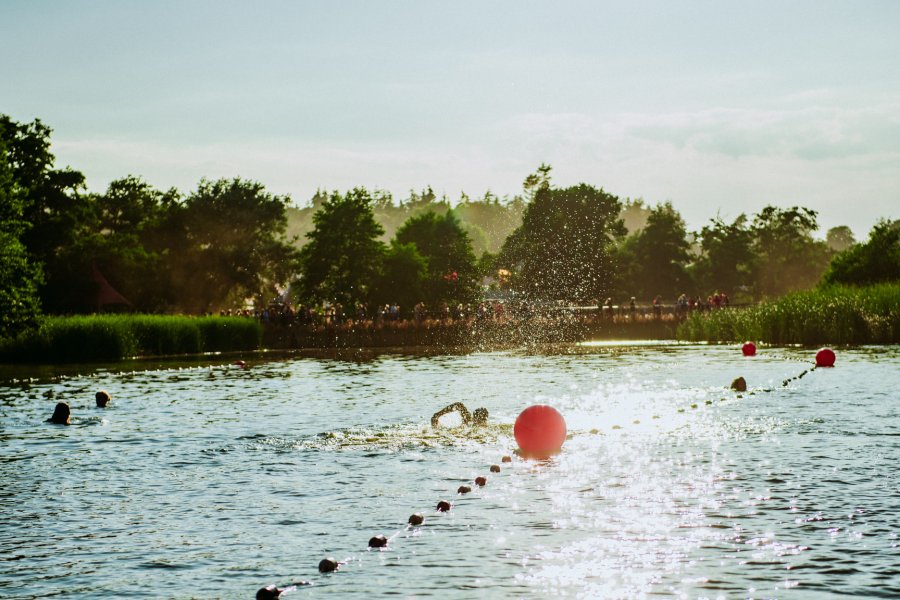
48,402,70,425
431,402,489,427
256,581,310,599
95,390,111,408
730,377,747,392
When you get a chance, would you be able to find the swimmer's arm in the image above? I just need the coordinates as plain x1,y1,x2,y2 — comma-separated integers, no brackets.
431,402,471,427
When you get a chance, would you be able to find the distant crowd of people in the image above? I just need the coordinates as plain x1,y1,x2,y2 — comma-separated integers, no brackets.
221,300,519,327
217,292,737,328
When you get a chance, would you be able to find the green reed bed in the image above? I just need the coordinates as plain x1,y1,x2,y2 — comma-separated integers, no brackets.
677,284,900,344
0,314,262,363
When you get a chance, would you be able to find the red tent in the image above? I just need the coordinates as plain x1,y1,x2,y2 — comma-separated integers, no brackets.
90,263,132,310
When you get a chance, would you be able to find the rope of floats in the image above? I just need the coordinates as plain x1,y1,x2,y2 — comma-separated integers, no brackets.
254,345,839,598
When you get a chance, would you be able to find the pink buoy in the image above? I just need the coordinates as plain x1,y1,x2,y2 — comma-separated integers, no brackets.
514,405,567,458
815,347,836,367
741,342,756,357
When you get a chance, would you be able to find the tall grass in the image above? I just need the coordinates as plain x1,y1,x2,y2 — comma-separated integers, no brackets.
0,314,262,363
677,283,900,344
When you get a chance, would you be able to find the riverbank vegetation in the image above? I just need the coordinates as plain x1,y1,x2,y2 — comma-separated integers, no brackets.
2,113,898,352
677,284,900,344
0,315,261,363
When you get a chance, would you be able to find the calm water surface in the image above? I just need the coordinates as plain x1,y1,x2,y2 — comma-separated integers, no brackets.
1,344,898,599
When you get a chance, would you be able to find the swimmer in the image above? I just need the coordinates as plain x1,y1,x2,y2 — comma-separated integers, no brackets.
256,581,310,599
95,390,111,408
48,402,70,425
431,402,489,427
730,377,747,392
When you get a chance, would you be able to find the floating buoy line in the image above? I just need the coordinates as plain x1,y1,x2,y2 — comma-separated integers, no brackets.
243,345,838,597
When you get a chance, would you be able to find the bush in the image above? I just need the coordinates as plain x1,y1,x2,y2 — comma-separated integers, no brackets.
676,284,900,344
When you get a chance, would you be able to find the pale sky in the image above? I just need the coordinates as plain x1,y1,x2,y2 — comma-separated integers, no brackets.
2,0,898,236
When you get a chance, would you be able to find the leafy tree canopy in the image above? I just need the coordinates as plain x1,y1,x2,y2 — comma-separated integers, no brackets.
170,178,299,313
0,133,42,338
822,220,900,286
395,210,478,306
297,188,385,308
691,214,756,299
751,206,830,298
501,166,626,302
0,114,90,312
371,241,428,310
619,202,691,300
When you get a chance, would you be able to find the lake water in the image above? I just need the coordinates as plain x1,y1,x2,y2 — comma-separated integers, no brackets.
1,343,898,599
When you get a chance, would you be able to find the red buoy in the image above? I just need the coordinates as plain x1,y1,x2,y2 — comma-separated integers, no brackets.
815,347,836,367
742,342,756,357
514,405,567,458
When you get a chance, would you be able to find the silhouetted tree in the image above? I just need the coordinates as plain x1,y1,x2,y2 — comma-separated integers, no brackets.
692,214,756,299
86,176,181,311
0,114,91,312
297,188,385,307
395,210,478,306
501,176,626,302
371,241,428,310
751,206,830,298
0,134,42,338
170,178,298,312
618,202,691,300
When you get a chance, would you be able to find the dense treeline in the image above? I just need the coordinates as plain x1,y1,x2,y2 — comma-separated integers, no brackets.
1,114,897,342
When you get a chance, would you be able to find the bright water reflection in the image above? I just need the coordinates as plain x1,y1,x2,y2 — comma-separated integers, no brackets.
1,344,898,598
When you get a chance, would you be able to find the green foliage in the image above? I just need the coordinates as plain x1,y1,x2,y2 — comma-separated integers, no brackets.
822,220,900,287
77,176,180,312
691,214,755,299
297,188,386,307
452,191,525,255
0,133,43,339
0,314,262,363
395,210,479,306
751,206,831,298
0,114,90,313
501,172,626,302
619,198,652,234
677,284,900,344
826,225,856,253
618,202,691,299
371,241,428,309
287,187,526,257
167,178,299,312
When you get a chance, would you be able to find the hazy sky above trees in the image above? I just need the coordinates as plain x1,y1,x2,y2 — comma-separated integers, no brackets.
1,0,897,236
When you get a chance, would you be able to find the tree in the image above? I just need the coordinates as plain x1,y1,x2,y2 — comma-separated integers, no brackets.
501,178,626,302
453,190,527,256
0,135,42,338
371,241,428,310
297,188,385,308
822,220,900,286
618,202,691,299
394,210,478,306
751,206,831,298
620,198,651,234
170,178,299,312
522,163,552,201
691,214,756,299
0,114,91,312
90,176,180,312
826,225,856,253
